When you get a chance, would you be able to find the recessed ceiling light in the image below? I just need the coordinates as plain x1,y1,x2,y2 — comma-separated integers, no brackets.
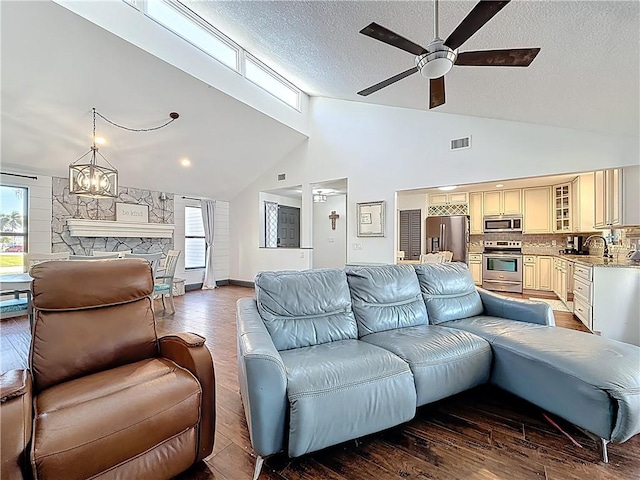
495,184,504,188
438,185,458,191
180,158,191,167
94,136,106,145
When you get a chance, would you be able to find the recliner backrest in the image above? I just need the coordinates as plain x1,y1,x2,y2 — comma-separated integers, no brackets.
255,268,358,351
29,259,158,393
346,264,428,336
414,262,483,324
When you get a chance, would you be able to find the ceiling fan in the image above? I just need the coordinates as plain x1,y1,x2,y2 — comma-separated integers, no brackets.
357,0,540,109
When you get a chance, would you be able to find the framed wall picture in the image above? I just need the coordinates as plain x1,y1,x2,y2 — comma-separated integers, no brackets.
356,201,385,237
116,203,149,223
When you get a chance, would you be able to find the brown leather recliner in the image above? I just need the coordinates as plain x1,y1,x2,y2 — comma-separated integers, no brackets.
0,259,215,480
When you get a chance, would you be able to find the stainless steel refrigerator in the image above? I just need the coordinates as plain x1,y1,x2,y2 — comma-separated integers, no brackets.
425,215,469,262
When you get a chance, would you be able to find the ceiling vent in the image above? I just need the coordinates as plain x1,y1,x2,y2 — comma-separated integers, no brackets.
450,136,471,151
277,173,286,181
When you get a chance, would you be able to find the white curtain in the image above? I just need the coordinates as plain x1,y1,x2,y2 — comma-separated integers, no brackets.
201,199,217,289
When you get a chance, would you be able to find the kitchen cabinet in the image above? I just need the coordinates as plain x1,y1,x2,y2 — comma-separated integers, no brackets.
522,187,552,234
536,256,553,291
523,256,536,290
468,253,482,285
594,166,640,228
571,173,595,232
429,192,468,205
573,264,593,330
469,192,483,234
553,183,572,232
483,189,521,215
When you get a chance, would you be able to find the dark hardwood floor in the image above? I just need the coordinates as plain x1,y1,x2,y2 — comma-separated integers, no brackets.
1,287,638,479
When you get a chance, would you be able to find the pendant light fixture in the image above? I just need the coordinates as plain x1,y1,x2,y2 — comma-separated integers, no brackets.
69,107,180,198
69,108,118,198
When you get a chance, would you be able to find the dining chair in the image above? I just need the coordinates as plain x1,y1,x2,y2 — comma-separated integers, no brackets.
419,253,445,264
92,250,131,258
153,250,181,315
440,251,454,262
124,253,163,278
25,252,70,271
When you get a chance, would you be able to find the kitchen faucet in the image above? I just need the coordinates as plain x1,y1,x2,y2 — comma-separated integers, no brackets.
584,235,611,258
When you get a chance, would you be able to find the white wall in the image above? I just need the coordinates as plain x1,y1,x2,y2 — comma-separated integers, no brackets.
397,193,429,256
230,97,639,281
313,195,346,269
162,196,230,287
0,172,52,255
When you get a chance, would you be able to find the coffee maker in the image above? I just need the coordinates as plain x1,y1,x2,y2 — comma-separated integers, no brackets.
563,235,585,254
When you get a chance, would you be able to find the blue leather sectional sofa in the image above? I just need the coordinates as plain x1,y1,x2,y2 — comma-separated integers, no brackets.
236,263,640,479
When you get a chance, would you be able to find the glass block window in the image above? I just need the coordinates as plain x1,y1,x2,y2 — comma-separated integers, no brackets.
264,201,278,248
185,206,206,269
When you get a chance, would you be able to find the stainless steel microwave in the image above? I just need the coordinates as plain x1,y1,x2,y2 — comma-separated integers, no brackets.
483,215,523,233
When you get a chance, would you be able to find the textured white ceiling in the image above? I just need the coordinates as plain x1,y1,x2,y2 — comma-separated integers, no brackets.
184,0,640,137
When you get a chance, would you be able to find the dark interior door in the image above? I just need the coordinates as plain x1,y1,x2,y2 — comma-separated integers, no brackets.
399,209,421,260
277,205,300,248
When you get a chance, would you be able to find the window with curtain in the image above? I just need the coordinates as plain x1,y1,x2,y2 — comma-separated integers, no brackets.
185,206,206,269
0,185,28,273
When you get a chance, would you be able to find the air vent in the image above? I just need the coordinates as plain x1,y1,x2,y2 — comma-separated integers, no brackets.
450,136,471,150
277,173,286,181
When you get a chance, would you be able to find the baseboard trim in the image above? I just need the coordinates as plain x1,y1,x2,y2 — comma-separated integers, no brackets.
523,289,558,299
229,279,255,288
216,279,230,286
185,283,202,292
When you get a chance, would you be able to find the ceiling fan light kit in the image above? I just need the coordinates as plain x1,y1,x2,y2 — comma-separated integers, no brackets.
357,0,540,109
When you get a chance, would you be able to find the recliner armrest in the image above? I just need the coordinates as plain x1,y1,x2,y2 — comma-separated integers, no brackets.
1,369,32,480
159,332,215,462
236,298,288,457
478,288,555,326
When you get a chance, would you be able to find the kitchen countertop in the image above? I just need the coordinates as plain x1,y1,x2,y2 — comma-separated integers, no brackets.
469,250,640,268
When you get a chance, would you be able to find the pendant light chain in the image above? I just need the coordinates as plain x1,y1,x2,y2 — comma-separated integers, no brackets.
94,108,179,132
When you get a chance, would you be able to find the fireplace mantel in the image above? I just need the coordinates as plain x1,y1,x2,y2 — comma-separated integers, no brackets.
66,219,175,238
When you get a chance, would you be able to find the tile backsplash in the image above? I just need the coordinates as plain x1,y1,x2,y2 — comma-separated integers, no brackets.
469,228,637,259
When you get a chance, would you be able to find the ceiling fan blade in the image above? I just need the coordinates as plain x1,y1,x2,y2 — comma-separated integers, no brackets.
429,76,445,109
455,48,541,66
357,67,419,96
444,1,511,51
360,22,428,56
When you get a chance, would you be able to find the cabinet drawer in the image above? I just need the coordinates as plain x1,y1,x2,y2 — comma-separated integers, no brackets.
574,263,593,282
469,254,482,262
573,295,592,331
573,276,592,305
524,255,536,264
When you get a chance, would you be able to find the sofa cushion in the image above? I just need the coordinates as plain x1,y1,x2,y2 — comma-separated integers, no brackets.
255,269,358,351
444,316,542,343
414,263,483,324
346,264,428,336
280,339,416,457
32,358,201,480
361,325,491,406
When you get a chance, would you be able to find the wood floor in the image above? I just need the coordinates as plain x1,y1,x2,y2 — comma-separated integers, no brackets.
1,287,638,480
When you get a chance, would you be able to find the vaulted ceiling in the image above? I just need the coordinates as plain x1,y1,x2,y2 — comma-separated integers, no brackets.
0,1,307,200
184,0,640,137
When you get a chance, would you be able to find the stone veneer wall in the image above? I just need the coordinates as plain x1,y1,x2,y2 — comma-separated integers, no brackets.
52,177,174,255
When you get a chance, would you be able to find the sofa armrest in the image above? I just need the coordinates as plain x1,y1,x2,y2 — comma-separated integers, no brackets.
159,332,215,462
236,298,288,457
1,370,32,480
478,288,555,326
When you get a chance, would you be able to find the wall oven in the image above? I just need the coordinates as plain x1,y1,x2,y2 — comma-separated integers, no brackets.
483,215,523,233
482,241,523,293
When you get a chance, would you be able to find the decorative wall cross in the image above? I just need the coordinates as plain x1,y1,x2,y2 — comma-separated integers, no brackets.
329,210,340,230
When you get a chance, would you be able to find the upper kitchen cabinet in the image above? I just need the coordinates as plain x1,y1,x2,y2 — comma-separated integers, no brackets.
594,165,640,228
522,187,552,233
469,192,483,234
483,189,521,216
428,192,468,205
553,183,572,232
571,173,595,232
